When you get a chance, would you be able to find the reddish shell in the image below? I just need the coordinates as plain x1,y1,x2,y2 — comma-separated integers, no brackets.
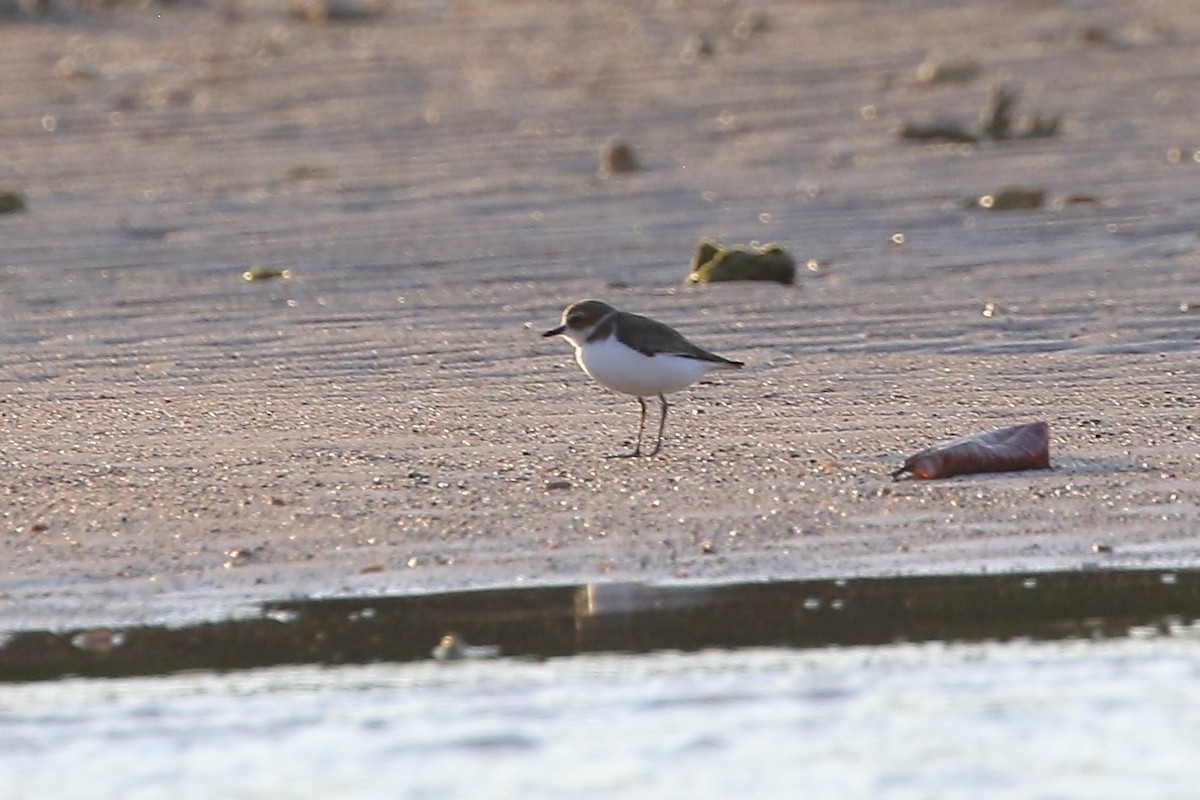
892,421,1051,480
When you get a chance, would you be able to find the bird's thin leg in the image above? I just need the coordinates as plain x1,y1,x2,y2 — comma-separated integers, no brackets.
633,395,647,456
646,394,668,457
606,395,647,458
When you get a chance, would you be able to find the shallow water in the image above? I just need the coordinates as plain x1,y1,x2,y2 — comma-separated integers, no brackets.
5,568,1199,681
3,569,1200,798
3,633,1199,800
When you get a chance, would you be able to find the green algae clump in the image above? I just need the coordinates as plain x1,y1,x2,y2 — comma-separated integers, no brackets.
688,240,796,285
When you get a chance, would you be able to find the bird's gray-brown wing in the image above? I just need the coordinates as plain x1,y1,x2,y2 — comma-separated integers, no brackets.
597,312,743,367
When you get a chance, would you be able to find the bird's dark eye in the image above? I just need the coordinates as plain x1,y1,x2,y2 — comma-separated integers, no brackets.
567,315,583,326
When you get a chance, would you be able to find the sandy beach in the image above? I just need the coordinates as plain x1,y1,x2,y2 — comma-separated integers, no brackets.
1,0,1198,630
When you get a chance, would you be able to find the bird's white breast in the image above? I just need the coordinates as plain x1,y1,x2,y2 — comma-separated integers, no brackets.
573,335,716,397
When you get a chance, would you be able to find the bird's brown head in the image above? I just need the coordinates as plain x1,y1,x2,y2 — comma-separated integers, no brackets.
542,300,615,338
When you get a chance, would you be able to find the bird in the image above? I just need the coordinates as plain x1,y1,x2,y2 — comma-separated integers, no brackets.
542,299,743,457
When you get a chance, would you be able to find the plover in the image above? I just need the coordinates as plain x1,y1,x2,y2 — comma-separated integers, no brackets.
542,299,743,457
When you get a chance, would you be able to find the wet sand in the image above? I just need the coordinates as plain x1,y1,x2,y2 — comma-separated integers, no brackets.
1,0,1198,630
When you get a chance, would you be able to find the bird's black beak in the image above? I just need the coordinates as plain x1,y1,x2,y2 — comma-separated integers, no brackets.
542,324,565,338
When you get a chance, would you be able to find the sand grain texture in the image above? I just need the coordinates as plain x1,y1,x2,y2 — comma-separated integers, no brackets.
1,0,1198,628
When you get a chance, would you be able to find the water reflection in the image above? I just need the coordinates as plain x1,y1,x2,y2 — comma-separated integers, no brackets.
2,568,1197,683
